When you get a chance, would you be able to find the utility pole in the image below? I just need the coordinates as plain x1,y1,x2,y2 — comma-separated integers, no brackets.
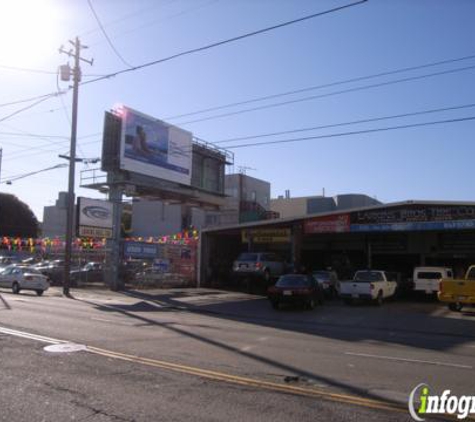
59,37,93,296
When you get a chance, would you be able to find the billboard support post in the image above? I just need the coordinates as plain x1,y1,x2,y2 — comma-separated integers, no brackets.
106,173,123,291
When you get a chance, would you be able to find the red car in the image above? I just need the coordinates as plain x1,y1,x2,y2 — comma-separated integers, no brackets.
267,274,325,310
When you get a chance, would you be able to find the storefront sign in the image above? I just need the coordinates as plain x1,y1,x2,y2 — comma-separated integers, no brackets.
123,241,158,258
304,214,350,234
351,205,475,232
78,226,112,239
241,228,291,243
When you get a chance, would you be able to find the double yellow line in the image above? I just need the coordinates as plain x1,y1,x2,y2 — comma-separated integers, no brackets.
87,345,405,414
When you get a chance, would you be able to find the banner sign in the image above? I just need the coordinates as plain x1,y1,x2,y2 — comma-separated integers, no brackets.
124,241,158,258
120,106,192,186
304,214,350,234
242,228,291,243
350,205,475,232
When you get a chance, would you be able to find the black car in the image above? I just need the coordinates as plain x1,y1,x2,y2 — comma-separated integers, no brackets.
70,262,104,285
267,274,325,310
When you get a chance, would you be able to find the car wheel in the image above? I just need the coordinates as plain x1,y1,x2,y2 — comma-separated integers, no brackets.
12,282,20,294
448,302,463,312
36,290,44,296
375,291,383,306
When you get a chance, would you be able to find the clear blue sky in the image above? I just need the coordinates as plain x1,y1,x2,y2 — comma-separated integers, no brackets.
1,0,474,221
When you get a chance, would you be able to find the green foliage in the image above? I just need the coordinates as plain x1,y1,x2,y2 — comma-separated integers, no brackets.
0,193,38,237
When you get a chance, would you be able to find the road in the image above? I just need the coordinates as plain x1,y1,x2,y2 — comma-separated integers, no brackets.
0,287,474,421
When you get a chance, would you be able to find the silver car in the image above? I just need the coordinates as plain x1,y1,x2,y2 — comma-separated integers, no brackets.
232,252,286,283
0,265,50,296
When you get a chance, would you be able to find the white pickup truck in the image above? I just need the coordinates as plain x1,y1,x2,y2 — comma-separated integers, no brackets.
339,270,398,306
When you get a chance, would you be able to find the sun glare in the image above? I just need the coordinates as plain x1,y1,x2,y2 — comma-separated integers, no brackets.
0,0,60,67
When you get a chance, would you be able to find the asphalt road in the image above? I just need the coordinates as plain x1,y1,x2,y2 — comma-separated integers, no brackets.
0,286,474,421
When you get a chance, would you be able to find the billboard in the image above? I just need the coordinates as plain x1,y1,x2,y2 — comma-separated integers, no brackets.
77,197,113,238
120,106,192,186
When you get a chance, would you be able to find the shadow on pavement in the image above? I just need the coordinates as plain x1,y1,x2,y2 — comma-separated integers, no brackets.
117,289,475,352
74,294,407,410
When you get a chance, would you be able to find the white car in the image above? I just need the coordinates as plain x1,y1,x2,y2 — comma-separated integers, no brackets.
0,265,50,296
339,270,398,305
413,266,453,295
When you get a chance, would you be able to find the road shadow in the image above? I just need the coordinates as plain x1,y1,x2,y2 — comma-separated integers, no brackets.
116,289,475,353
74,294,409,411
0,293,11,310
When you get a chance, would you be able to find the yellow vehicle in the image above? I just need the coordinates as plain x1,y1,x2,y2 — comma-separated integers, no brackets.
438,265,475,311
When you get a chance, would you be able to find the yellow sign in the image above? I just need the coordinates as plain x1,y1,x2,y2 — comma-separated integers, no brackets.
79,226,113,239
241,228,291,243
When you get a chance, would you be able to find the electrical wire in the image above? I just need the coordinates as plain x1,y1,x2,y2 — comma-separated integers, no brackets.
177,64,475,125
86,0,134,68
166,53,475,120
81,1,368,86
214,102,475,143
0,95,64,124
225,115,475,149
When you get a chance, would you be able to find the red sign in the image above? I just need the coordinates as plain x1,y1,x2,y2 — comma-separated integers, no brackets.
304,214,350,234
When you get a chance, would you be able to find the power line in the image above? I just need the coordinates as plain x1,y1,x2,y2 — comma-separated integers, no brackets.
214,102,475,143
0,91,67,109
2,138,101,162
86,0,134,68
225,115,475,149
166,53,475,120
81,1,368,86
177,64,475,125
0,95,64,124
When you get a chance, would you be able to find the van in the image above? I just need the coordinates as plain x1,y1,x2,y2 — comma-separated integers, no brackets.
413,266,453,295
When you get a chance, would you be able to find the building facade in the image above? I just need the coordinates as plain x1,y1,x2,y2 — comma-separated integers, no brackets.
271,193,381,219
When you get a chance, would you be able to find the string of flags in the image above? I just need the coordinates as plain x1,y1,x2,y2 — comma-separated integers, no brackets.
0,229,199,252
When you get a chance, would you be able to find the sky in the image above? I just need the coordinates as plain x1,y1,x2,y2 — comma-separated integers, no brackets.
0,0,475,221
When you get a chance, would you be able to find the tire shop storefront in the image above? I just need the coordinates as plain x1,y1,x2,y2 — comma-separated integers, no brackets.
199,201,475,288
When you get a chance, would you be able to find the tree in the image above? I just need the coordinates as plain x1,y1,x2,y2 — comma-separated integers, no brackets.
0,193,38,237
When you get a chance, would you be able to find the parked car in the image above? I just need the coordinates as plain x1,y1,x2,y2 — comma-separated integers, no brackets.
267,274,324,310
413,266,453,295
70,262,104,285
0,256,21,269
36,259,65,286
339,270,398,306
0,265,49,295
438,265,475,311
232,252,286,284
312,270,338,297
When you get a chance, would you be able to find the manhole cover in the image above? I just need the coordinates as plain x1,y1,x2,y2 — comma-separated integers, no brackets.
44,343,87,353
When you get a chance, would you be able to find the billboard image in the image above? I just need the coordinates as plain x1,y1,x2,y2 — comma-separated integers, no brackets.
120,106,192,186
77,197,113,238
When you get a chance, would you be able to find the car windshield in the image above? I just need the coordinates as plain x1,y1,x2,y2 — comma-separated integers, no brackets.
313,271,330,281
354,271,384,282
237,253,258,261
276,275,311,288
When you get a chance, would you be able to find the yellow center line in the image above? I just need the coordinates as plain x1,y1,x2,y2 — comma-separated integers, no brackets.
87,345,406,414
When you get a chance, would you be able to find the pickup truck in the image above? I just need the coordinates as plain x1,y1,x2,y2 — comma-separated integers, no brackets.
339,270,398,306
438,265,475,311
